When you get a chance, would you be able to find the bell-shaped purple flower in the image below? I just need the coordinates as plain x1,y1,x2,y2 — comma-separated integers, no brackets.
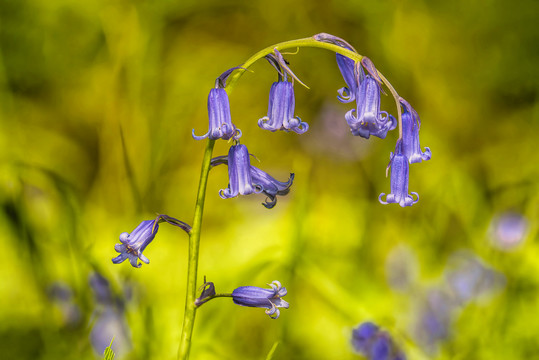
219,144,261,199
217,144,294,208
192,88,241,141
112,219,159,268
400,99,431,163
345,75,397,139
336,54,364,103
112,215,190,268
250,166,294,209
258,81,308,134
232,280,289,319
379,144,419,207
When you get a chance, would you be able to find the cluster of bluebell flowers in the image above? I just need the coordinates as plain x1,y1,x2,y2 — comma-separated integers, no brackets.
352,322,406,360
111,34,431,355
316,33,431,207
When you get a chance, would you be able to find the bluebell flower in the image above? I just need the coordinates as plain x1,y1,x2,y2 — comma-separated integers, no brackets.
216,144,294,208
232,280,289,319
345,74,397,139
400,99,431,163
351,322,406,360
258,81,309,134
250,165,294,209
112,219,158,268
112,215,190,268
379,143,419,207
192,87,241,141
313,33,363,103
336,52,364,104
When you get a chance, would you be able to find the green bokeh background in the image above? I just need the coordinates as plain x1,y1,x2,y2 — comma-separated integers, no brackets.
1,0,538,359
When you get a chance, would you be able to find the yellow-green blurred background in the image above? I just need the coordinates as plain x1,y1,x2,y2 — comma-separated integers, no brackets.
1,0,538,359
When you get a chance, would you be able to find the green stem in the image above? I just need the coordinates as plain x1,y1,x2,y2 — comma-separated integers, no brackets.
177,139,215,360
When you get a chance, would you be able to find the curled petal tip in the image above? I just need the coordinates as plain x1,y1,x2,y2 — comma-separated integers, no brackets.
192,128,209,140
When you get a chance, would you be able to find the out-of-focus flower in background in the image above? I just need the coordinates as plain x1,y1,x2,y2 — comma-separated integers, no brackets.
413,288,456,353
488,212,529,251
47,282,81,328
445,251,506,304
351,321,406,360
89,273,131,358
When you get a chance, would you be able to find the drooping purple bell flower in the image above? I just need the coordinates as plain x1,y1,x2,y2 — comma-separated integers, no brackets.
379,143,419,207
336,53,364,104
192,87,241,141
232,280,289,319
345,75,397,139
112,219,159,268
249,166,294,209
400,99,431,163
219,144,261,199
112,215,190,268
216,144,294,208
258,81,309,134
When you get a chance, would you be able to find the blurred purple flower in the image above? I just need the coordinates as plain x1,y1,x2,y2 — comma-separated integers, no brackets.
192,87,241,141
89,272,113,304
90,306,131,357
345,75,396,139
379,144,419,207
215,144,294,208
414,288,456,352
352,322,380,354
445,252,505,303
48,282,81,327
488,212,529,250
352,322,406,360
258,81,309,134
400,99,431,163
232,280,289,319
